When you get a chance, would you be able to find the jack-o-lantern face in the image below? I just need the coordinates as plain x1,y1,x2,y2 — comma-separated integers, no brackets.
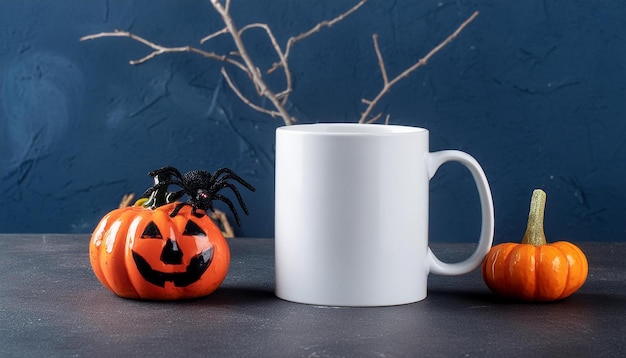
131,219,214,288
132,220,213,287
89,202,230,300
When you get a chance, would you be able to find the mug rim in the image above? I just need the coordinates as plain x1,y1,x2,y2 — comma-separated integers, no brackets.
276,123,428,136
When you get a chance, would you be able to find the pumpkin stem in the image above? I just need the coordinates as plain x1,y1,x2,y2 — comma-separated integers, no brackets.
522,189,548,246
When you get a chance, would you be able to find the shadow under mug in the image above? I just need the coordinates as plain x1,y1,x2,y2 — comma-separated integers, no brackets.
275,123,494,307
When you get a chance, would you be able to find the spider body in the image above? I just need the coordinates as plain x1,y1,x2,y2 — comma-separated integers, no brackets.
142,166,255,226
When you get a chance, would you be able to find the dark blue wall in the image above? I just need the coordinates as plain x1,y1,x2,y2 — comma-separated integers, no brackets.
2,0,626,242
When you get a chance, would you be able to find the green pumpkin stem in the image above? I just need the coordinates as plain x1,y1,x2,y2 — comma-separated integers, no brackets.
522,189,548,246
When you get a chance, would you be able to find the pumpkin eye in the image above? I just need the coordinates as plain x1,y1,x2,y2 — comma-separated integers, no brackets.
141,221,163,239
183,220,206,237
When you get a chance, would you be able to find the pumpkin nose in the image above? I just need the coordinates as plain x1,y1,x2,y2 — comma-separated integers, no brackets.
160,238,184,265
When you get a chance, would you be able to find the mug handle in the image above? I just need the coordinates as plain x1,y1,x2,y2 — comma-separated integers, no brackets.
426,150,495,275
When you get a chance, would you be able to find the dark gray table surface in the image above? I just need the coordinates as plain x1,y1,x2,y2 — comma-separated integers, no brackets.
1,234,624,357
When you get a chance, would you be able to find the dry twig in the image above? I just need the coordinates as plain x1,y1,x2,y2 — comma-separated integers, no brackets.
81,2,479,127
209,0,295,125
239,23,292,104
118,193,136,208
359,11,479,124
81,1,365,126
80,30,248,72
210,209,235,238
221,67,283,118
267,0,367,74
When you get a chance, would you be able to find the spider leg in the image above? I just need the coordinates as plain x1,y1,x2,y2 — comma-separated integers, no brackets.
148,166,184,181
166,190,185,203
140,181,174,198
213,193,243,227
210,169,256,192
140,187,155,199
190,205,205,218
169,202,190,217
209,168,232,184
212,181,250,215
140,178,184,208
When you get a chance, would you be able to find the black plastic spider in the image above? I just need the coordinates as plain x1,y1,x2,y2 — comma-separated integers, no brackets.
141,166,255,226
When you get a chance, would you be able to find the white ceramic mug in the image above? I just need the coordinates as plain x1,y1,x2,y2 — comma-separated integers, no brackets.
274,123,494,307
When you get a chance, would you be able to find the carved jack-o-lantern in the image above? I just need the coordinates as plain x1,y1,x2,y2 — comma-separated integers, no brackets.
89,202,230,300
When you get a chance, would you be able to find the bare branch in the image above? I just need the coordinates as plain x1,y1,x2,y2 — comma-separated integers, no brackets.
393,11,480,87
372,34,388,85
80,30,249,72
81,1,365,126
80,2,474,128
210,209,234,238
239,23,292,104
284,0,366,59
365,112,383,124
221,68,283,119
268,0,367,74
200,27,229,44
275,88,292,100
118,193,135,208
211,0,295,125
359,11,479,124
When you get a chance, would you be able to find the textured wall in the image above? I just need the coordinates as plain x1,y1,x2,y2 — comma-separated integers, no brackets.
1,0,625,242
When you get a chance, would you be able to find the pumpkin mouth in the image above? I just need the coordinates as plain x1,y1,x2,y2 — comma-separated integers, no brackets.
132,247,214,288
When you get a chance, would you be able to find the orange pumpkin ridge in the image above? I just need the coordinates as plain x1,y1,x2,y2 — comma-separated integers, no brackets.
92,208,142,298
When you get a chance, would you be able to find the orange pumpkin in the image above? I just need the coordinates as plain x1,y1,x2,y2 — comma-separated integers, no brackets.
89,202,229,300
482,189,588,301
